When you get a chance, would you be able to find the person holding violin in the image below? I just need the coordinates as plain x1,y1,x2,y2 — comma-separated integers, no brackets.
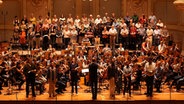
123,60,132,97
107,58,117,99
144,57,156,97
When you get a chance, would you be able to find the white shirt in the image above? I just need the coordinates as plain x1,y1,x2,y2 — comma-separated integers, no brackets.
67,17,73,24
109,28,117,35
135,23,141,29
120,22,127,28
94,18,102,25
158,44,166,53
63,30,71,38
153,29,161,36
118,47,125,52
123,65,132,75
74,19,80,27
144,62,156,76
156,22,164,28
146,28,153,37
120,28,129,37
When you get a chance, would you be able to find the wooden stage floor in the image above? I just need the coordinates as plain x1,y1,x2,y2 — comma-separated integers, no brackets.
0,83,184,103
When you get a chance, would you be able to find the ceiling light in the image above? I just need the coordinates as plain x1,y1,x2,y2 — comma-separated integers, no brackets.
173,0,184,11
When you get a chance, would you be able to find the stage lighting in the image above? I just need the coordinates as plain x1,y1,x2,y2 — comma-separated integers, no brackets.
173,0,184,11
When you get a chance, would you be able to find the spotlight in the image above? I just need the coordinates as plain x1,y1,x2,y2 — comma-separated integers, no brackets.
173,0,184,11
0,0,3,4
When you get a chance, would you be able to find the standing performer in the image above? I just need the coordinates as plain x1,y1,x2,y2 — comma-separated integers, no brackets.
70,58,79,95
144,57,156,97
47,61,57,97
89,58,98,100
109,25,117,51
123,61,132,97
23,58,37,98
107,58,117,99
154,61,164,93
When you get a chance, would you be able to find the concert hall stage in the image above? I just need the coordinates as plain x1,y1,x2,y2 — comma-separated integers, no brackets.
0,83,183,104
1,43,184,104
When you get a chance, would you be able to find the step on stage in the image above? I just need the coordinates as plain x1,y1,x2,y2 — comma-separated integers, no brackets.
0,84,184,104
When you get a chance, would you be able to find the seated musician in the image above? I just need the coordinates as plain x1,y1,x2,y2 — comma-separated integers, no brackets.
47,44,54,52
14,62,25,90
35,63,47,95
50,48,57,58
56,63,67,94
132,64,142,90
158,41,167,54
116,43,125,55
176,62,184,92
170,58,182,87
82,35,91,46
0,61,9,87
102,44,111,53
94,35,100,46
154,61,164,93
141,39,151,55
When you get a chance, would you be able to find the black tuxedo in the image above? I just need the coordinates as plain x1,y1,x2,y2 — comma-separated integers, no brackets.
23,63,36,98
89,62,98,100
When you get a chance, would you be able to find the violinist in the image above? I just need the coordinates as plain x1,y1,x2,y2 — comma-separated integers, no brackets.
14,62,25,90
123,60,132,97
141,39,151,55
144,57,156,97
107,58,117,99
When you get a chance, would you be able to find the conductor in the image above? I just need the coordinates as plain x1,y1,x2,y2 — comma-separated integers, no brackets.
89,58,98,100
23,58,37,98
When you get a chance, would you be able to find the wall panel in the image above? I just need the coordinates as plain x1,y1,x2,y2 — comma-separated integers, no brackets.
126,0,148,17
0,0,21,42
26,0,49,18
99,0,122,17
53,0,75,18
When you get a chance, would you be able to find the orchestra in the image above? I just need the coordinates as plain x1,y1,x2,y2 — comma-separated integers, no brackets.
0,12,183,100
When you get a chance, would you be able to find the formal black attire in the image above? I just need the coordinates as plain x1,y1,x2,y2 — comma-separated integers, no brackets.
155,67,164,92
23,63,37,98
89,62,98,100
42,29,49,50
70,62,79,94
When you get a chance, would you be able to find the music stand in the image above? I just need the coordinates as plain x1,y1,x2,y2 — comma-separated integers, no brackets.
82,69,91,93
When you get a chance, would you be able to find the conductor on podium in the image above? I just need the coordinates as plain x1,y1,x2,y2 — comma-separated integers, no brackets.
89,58,98,100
